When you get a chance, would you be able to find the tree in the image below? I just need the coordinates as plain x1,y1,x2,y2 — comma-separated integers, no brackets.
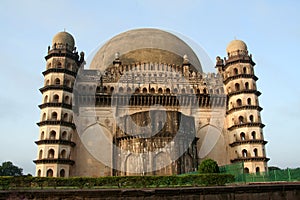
0,161,23,176
198,159,220,174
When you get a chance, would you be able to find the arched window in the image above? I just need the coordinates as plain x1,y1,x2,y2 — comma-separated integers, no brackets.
247,98,251,105
60,169,65,177
238,116,244,124
55,78,60,85
245,82,249,90
150,88,155,93
60,149,67,159
235,83,240,91
173,88,178,93
57,62,62,68
40,131,45,140
47,63,51,69
39,150,43,159
37,169,41,177
63,113,68,121
51,112,57,120
244,167,249,174
44,95,48,103
135,88,140,94
53,94,59,103
253,148,258,157
45,79,50,86
242,149,248,157
237,99,242,106
103,86,107,93
203,88,207,94
110,87,114,93
249,115,254,123
119,87,124,93
166,88,171,94
46,169,53,177
42,113,46,121
61,131,67,140
142,88,147,93
181,88,186,94
65,79,71,87
240,132,246,140
127,87,132,93
243,67,247,74
197,89,200,94
49,130,56,140
256,167,260,173
48,149,55,159
233,68,238,75
158,88,163,94
66,63,71,70
252,131,256,140
64,96,70,104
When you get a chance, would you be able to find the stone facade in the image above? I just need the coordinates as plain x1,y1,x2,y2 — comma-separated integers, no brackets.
34,29,269,177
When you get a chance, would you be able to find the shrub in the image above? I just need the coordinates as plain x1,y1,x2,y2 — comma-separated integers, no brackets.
198,159,220,174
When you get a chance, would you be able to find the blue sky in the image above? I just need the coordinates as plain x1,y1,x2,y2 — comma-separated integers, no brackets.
0,0,299,174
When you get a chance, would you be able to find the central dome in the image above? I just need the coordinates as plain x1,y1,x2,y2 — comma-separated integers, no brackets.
89,28,202,72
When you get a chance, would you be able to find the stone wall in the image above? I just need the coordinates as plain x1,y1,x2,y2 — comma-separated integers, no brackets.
1,183,299,200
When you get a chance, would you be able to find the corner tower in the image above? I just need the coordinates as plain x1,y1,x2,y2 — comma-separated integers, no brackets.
34,31,84,177
216,40,269,173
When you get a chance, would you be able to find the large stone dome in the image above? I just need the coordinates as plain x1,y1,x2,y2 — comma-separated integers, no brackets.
52,31,75,49
89,28,202,72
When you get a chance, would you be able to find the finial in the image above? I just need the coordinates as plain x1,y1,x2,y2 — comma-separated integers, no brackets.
115,52,120,60
183,54,190,65
64,28,66,32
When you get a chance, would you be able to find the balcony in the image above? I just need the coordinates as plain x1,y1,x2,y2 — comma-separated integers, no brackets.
35,139,76,147
228,89,261,98
37,120,75,129
223,74,258,85
39,85,73,93
33,158,75,165
228,122,265,131
227,105,262,115
38,102,72,109
231,156,270,163
42,68,76,77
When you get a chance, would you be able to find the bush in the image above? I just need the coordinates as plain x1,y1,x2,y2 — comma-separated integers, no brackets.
0,174,234,190
198,159,220,174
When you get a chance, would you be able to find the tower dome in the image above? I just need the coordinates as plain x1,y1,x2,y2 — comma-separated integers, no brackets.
226,39,247,54
52,31,75,49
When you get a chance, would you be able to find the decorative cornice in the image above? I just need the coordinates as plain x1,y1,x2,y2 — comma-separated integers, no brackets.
37,120,75,129
224,54,255,68
42,68,77,77
228,89,261,98
223,74,258,85
38,102,72,110
227,105,263,115
33,158,75,165
39,85,73,93
35,139,76,147
231,156,270,163
228,122,265,131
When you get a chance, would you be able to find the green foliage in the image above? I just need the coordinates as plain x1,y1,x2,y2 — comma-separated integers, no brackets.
0,161,23,176
198,159,220,174
0,174,234,190
268,166,281,171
